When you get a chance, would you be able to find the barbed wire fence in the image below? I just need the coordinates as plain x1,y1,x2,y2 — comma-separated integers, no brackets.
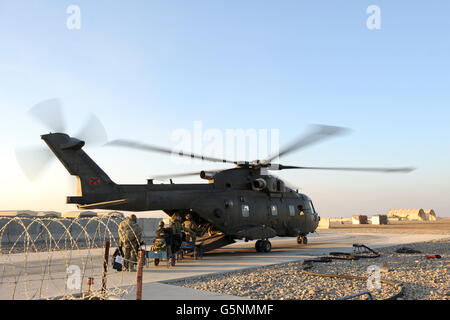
0,216,147,300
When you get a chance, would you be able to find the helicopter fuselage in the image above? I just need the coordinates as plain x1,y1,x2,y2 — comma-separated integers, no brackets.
68,167,320,241
42,133,320,250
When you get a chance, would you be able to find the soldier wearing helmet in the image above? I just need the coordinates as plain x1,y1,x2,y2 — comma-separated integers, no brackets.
171,213,184,234
118,214,142,272
171,213,185,252
183,213,197,243
155,220,173,257
156,220,166,238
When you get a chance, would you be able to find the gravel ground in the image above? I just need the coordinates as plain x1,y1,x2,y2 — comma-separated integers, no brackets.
170,238,450,300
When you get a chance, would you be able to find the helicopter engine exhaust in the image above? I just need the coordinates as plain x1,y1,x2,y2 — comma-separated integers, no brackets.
200,171,217,180
252,178,267,191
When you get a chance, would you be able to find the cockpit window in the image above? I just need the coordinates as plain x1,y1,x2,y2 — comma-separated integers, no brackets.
309,201,316,214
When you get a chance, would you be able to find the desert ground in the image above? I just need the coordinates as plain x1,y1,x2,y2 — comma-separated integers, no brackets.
1,218,448,300
322,217,450,235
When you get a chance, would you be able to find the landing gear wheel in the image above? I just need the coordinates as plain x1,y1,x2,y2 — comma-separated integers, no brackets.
194,248,198,260
262,240,272,252
154,258,160,266
297,236,308,245
255,240,263,252
194,246,203,259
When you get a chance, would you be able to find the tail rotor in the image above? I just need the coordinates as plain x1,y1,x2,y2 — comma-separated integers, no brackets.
15,99,108,181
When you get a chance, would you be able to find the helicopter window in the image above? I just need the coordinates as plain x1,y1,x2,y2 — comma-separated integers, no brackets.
298,205,305,215
271,205,278,216
241,204,250,217
309,201,317,214
289,205,296,216
224,200,233,208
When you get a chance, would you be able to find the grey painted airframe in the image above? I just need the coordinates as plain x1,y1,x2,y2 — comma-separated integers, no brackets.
41,125,414,252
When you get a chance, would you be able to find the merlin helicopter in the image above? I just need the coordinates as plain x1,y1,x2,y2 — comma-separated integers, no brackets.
16,100,415,253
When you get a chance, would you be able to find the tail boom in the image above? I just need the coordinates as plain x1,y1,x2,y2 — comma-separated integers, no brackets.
41,133,119,206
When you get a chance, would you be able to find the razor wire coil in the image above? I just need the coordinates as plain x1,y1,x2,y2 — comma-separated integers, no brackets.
0,216,144,300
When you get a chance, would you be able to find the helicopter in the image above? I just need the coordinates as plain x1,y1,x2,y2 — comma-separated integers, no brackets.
17,101,415,253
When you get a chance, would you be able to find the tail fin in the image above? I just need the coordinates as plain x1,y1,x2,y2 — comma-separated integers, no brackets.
41,133,117,205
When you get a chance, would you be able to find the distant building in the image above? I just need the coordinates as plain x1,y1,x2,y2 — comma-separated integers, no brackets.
371,215,388,225
62,211,98,218
98,211,125,219
37,211,61,218
0,210,38,217
317,217,331,229
0,211,21,217
352,215,368,224
388,209,427,221
424,209,437,221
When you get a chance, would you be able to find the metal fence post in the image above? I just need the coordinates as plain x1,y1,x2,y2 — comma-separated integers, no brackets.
102,240,110,297
136,250,144,300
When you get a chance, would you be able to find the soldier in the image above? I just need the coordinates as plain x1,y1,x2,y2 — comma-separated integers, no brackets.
171,213,184,234
170,213,184,253
155,221,166,239
154,220,172,257
118,214,142,272
183,213,197,243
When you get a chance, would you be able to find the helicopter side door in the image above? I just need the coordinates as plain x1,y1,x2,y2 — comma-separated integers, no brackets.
285,201,301,236
235,191,268,227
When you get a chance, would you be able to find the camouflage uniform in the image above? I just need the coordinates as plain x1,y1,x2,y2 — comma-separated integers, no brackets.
171,214,184,252
155,221,166,239
155,221,172,256
171,214,184,234
183,214,197,243
118,215,142,271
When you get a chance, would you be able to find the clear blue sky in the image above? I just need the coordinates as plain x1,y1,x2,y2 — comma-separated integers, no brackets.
0,1,449,217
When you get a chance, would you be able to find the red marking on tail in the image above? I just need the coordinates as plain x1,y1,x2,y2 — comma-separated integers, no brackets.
89,177,101,186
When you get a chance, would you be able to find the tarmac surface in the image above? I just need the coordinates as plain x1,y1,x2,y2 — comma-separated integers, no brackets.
120,231,447,300
0,231,447,300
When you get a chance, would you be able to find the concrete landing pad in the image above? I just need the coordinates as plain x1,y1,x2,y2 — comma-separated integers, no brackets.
1,232,446,299
119,232,447,300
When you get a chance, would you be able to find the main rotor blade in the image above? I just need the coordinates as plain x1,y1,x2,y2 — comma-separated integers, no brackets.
76,114,108,146
29,98,67,133
105,139,238,165
265,124,349,162
15,146,54,181
276,165,416,173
